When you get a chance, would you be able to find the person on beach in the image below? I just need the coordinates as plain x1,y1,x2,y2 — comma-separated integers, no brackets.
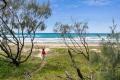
40,48,46,60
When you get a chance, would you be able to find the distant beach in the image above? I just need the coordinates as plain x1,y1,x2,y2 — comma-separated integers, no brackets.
33,43,100,48
6,33,108,48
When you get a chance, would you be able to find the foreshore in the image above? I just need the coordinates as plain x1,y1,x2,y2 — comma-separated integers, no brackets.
25,42,100,48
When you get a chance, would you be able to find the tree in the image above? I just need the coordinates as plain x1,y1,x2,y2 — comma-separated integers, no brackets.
54,21,89,80
90,19,120,80
0,0,51,67
0,0,7,9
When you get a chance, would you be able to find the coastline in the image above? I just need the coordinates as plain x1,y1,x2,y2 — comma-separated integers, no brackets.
26,42,100,48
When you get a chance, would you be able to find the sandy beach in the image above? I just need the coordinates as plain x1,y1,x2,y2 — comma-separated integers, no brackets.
30,43,100,57
30,43,100,48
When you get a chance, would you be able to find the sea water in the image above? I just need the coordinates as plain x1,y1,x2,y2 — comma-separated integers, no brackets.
14,33,109,43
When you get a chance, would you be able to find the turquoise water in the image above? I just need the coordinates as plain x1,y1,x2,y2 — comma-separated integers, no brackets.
10,33,109,43
15,33,109,38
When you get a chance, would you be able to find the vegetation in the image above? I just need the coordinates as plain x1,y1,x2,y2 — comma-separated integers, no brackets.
0,44,119,80
54,20,120,80
0,0,120,80
0,0,51,66
0,0,7,9
54,21,90,79
89,20,120,80
0,48,94,80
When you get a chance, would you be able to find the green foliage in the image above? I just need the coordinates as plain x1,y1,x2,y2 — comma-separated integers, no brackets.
90,20,120,80
0,48,78,80
89,52,101,66
0,0,51,32
0,0,51,66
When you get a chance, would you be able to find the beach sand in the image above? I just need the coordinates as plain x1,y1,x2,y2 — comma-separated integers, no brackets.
28,43,100,48
0,43,100,57
31,43,100,57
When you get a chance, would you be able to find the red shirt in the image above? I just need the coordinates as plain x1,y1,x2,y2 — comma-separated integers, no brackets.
42,49,46,55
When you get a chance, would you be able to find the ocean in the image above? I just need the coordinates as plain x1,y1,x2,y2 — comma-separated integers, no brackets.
14,33,109,43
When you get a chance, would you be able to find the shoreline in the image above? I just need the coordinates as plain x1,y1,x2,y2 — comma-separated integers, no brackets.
26,43,100,48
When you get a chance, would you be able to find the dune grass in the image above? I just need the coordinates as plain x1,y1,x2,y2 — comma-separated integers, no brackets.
0,47,102,80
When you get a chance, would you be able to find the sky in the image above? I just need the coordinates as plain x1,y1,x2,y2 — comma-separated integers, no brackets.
40,0,120,33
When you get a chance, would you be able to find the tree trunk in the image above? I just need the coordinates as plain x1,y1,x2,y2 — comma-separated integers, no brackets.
12,59,20,67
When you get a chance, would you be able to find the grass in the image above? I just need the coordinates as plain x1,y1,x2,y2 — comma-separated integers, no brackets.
1,46,118,80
